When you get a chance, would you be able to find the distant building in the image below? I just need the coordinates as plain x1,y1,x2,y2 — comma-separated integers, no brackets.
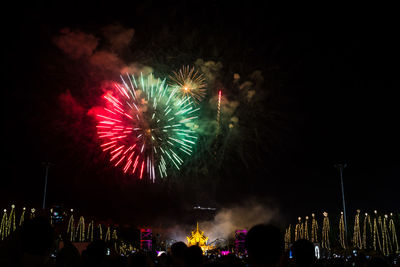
186,222,213,252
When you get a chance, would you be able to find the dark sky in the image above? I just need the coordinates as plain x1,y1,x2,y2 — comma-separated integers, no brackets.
2,1,399,225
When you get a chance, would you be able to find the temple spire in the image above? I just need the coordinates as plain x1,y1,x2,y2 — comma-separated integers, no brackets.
187,222,210,252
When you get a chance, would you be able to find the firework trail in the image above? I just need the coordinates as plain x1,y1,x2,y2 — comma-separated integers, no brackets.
95,73,199,181
169,66,206,104
216,90,222,135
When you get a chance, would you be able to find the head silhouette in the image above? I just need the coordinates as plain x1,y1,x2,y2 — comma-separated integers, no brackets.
171,241,187,267
85,239,107,265
21,216,55,256
291,239,315,267
184,245,203,267
245,224,282,267
171,241,187,259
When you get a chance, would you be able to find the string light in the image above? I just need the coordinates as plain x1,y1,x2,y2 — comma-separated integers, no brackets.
30,208,35,219
87,220,94,242
352,210,362,249
389,213,399,253
380,215,391,256
311,213,318,243
19,207,26,227
98,224,103,240
0,205,123,246
288,210,399,255
0,209,8,240
284,225,292,250
304,216,309,240
76,216,85,242
373,210,382,252
295,217,303,241
105,226,111,242
67,211,75,242
112,229,118,240
321,212,330,250
362,212,372,249
7,205,16,236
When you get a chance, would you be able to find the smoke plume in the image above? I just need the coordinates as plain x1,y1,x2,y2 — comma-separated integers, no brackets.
88,50,125,74
200,200,279,242
164,200,279,244
101,23,135,52
195,59,223,85
53,28,98,59
53,25,149,76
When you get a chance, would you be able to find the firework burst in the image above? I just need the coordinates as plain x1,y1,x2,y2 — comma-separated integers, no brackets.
95,74,199,181
169,66,206,104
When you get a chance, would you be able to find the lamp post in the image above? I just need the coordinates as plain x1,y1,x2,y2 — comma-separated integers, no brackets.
334,163,348,246
41,162,53,209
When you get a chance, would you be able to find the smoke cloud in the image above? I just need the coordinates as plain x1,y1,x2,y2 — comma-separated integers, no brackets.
59,90,85,117
122,63,153,76
238,70,264,102
53,28,98,59
164,224,191,244
53,25,150,76
249,70,264,88
200,200,279,242
101,24,135,52
195,59,223,85
53,24,153,132
89,50,125,74
164,200,279,244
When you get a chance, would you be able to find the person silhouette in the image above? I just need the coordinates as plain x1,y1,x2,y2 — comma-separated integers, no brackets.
184,245,203,267
291,239,315,267
170,241,187,267
245,224,282,267
20,216,55,266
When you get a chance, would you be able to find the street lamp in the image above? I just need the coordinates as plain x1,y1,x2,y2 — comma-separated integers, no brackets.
334,162,348,246
41,162,54,209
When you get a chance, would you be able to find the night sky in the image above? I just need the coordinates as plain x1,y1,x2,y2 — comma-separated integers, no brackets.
2,2,399,225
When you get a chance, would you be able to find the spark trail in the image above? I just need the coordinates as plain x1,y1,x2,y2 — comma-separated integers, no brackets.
95,74,199,181
169,66,206,104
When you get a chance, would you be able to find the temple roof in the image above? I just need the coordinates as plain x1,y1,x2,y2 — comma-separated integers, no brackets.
187,222,208,246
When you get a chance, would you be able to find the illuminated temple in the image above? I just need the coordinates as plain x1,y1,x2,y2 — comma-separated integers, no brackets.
187,222,213,252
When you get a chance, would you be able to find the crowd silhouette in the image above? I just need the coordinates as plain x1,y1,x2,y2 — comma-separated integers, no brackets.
0,216,399,267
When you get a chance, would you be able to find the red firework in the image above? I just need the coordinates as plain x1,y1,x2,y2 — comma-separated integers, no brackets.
95,73,199,181
95,82,147,179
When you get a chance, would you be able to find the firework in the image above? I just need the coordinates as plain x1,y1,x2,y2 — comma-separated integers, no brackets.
216,90,222,134
169,66,206,104
95,73,199,180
